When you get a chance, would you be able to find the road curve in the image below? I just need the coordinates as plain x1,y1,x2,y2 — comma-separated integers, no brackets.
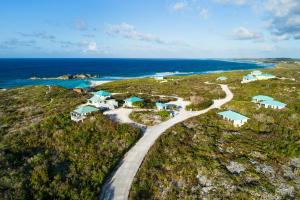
100,84,233,200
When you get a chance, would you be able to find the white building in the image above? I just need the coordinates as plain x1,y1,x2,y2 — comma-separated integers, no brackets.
218,110,249,127
70,105,99,122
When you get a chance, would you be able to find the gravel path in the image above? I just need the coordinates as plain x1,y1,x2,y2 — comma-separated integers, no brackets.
100,84,233,200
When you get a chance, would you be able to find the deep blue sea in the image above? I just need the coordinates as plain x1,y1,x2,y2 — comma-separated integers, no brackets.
0,58,273,88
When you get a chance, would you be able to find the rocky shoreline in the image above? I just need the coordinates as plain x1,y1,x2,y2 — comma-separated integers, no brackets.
29,73,97,80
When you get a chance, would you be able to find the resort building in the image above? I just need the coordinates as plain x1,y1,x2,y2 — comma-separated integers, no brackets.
252,95,274,103
217,76,228,81
260,100,287,109
218,110,249,127
73,82,91,94
124,96,144,107
242,74,257,83
70,105,99,122
256,74,276,80
87,95,118,110
241,71,276,84
251,70,262,76
156,102,168,110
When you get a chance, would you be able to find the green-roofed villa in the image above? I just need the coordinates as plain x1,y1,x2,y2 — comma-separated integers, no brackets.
70,105,99,122
241,74,257,83
260,100,287,109
156,102,168,110
218,110,249,127
94,90,111,98
124,96,144,107
87,94,118,110
241,71,276,84
252,95,274,103
251,70,262,76
216,76,228,81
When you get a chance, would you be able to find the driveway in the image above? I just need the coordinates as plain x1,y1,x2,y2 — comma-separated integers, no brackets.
100,84,233,200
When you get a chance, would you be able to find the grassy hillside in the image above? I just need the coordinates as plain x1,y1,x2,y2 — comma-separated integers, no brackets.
130,63,300,199
0,86,141,199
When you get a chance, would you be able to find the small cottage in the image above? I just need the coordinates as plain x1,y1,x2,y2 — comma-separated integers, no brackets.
218,110,249,127
260,100,287,109
124,96,144,107
70,105,99,122
217,76,228,81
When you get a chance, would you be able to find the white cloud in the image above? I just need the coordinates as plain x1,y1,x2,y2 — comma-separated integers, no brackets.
74,20,88,31
171,2,188,12
199,8,209,19
264,0,300,40
106,22,166,44
216,0,248,5
19,32,56,40
231,27,262,40
259,44,277,51
87,41,98,51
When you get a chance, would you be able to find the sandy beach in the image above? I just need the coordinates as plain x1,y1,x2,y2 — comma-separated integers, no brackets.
89,80,112,87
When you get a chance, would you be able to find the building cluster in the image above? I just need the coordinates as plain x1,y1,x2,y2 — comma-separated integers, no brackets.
215,70,286,127
70,83,172,122
241,70,276,83
218,94,287,127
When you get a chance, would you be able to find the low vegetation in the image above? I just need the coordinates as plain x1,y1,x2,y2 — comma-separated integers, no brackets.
130,110,171,126
130,63,300,199
97,76,224,111
0,86,141,199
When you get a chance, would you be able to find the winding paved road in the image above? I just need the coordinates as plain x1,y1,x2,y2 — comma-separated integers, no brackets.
100,84,233,200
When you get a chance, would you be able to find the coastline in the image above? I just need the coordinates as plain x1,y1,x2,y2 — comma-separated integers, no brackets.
0,59,276,89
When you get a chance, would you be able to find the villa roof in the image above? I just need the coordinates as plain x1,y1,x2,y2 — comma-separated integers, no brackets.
261,100,286,107
88,95,102,102
252,95,274,101
124,96,143,103
94,90,111,97
218,110,249,121
243,74,257,80
251,70,262,75
73,105,98,114
217,76,227,81
258,73,276,78
75,82,90,89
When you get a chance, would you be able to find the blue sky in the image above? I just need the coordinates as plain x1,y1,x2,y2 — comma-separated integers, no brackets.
0,0,299,58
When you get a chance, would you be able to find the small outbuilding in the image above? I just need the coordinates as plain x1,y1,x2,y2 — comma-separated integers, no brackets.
217,76,228,81
124,96,144,107
260,100,287,109
252,95,274,103
218,110,249,127
70,105,99,122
